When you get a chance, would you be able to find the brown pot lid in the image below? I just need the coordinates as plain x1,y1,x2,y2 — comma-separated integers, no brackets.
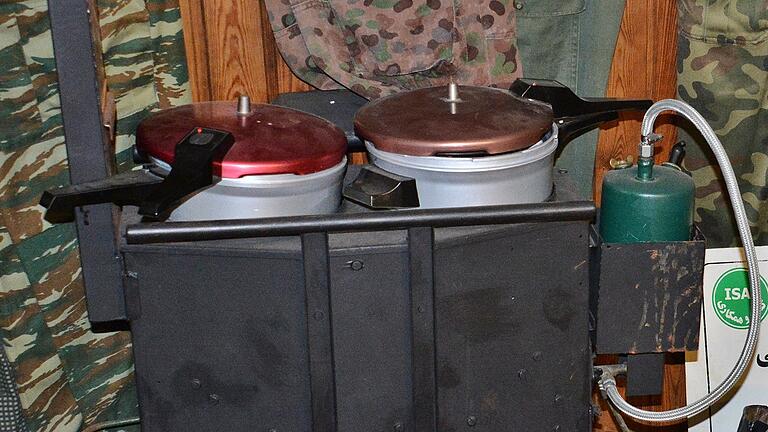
354,85,554,156
136,101,347,178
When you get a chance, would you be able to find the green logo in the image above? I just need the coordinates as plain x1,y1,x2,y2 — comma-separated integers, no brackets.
712,268,768,329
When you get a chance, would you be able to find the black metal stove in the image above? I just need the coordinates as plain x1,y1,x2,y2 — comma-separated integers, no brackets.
43,3,707,431
120,169,593,431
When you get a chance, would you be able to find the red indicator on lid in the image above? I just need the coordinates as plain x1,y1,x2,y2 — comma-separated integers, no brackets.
136,102,347,178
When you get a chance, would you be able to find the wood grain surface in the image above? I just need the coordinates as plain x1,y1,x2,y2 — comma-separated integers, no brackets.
594,0,680,204
179,1,686,429
180,0,310,102
178,0,211,101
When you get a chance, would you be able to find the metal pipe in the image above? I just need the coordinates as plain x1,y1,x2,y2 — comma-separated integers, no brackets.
126,201,596,244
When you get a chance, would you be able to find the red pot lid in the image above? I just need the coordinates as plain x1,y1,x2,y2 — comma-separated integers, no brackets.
354,85,554,156
136,101,347,178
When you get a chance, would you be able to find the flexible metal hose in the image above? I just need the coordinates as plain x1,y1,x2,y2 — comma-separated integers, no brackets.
599,99,763,422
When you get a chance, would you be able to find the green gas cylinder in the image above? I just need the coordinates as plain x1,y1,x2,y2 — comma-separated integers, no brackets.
599,143,695,243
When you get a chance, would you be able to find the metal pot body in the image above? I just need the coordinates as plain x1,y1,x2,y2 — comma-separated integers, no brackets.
366,126,558,208
151,157,347,221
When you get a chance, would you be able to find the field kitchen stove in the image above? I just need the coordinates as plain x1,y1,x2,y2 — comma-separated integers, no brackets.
42,76,708,432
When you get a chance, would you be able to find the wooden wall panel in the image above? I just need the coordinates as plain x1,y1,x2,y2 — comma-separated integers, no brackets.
594,0,679,204
178,0,211,101
179,0,310,102
202,0,276,102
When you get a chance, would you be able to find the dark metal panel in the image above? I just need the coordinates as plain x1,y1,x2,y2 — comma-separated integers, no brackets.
625,353,665,397
434,222,593,431
48,0,125,322
329,250,413,432
408,228,437,432
595,230,706,354
302,233,338,432
125,251,312,432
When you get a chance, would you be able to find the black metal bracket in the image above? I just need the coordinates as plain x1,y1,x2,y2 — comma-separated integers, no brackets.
48,0,126,322
592,226,706,354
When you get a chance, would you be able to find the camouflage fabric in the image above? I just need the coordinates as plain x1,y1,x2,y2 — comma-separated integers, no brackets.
517,0,626,198
265,0,522,99
0,0,189,431
677,0,768,247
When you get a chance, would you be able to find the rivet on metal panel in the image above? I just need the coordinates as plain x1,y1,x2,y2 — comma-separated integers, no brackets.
347,260,365,271
517,369,527,380
126,271,138,279
393,422,403,431
417,305,425,313
466,415,477,427
208,394,220,404
532,351,542,361
553,425,561,432
553,394,563,405
191,379,201,389
314,310,325,320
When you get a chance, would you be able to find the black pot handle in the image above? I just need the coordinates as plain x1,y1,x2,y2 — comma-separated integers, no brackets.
510,78,653,145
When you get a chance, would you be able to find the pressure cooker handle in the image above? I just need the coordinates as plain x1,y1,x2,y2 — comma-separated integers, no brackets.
138,127,234,219
510,78,653,118
41,127,235,222
343,165,420,209
40,170,164,223
510,78,653,146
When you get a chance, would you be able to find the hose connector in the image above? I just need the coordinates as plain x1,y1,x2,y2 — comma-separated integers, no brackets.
636,133,661,180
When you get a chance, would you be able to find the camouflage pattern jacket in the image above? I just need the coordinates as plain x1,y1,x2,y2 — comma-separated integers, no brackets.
677,0,768,247
264,0,523,99
0,0,190,430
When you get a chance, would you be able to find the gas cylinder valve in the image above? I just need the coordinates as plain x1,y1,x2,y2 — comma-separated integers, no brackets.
638,133,662,158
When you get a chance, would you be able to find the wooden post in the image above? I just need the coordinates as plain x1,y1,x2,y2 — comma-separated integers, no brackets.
594,0,679,205
178,0,308,102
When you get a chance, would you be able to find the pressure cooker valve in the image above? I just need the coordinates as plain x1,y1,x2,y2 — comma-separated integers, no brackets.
138,127,234,219
237,95,251,116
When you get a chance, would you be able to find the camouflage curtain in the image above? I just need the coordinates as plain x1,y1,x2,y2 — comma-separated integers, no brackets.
264,0,523,99
677,0,768,247
0,0,190,430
